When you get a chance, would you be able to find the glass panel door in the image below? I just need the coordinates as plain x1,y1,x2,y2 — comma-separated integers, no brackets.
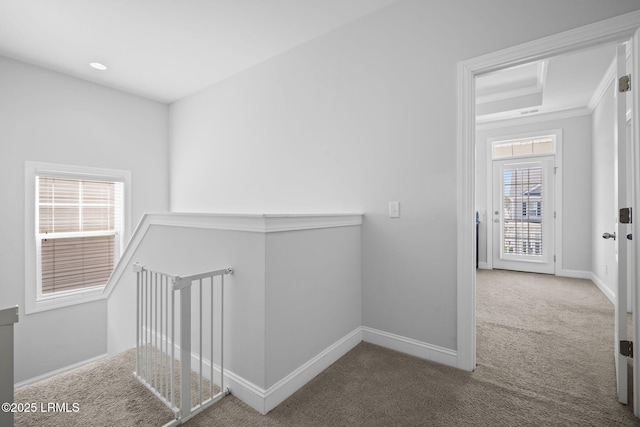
492,156,554,274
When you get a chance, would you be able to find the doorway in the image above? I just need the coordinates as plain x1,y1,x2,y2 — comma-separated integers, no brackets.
456,11,640,416
485,130,560,275
477,42,631,402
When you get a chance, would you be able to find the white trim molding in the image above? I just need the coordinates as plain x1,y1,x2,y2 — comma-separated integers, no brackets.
362,327,457,369
15,353,109,388
103,212,363,298
138,325,457,415
192,326,456,414
476,106,591,131
590,272,615,305
457,57,477,372
262,328,362,414
18,324,457,414
0,306,19,326
556,269,593,281
588,57,617,112
140,212,363,233
183,328,363,415
457,10,640,373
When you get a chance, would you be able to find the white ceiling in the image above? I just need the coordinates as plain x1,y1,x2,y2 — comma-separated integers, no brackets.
0,0,397,103
0,1,622,115
476,43,619,123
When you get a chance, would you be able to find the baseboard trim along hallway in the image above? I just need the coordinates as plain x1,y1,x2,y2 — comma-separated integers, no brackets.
15,353,109,389
16,326,458,416
233,326,457,414
218,327,363,414
362,327,458,368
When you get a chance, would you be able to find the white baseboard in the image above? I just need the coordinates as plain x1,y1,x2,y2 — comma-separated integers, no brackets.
181,327,362,415
222,328,363,414
262,327,362,414
221,369,267,414
560,269,617,304
20,327,456,416
361,327,457,368
477,262,489,270
15,353,108,388
590,272,615,305
214,327,457,413
478,267,613,304
556,269,592,280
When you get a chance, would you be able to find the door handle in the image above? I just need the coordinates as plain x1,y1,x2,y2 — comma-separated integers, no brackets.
494,219,499,223
602,232,616,240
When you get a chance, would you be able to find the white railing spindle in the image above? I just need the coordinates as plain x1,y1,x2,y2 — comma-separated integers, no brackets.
210,277,214,399
199,278,203,406
179,282,191,418
171,284,175,409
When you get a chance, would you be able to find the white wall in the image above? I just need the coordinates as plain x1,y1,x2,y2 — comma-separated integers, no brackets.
592,81,617,297
0,56,169,383
265,226,361,388
108,224,268,387
169,1,640,353
105,215,362,413
476,115,593,273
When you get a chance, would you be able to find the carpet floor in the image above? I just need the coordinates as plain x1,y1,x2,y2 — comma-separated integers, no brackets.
14,269,640,426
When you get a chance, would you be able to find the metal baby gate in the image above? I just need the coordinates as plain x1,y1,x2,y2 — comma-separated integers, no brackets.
133,263,232,426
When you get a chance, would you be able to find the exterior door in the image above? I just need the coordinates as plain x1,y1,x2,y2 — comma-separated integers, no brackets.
492,156,555,274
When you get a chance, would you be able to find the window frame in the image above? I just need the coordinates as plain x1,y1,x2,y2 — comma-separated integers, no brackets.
25,161,131,314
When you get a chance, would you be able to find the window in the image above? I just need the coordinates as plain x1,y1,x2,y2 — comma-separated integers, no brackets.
37,176,124,294
502,165,544,256
25,162,131,314
492,136,555,159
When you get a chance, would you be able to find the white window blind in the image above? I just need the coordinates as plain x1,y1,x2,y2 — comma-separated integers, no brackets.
493,136,555,159
502,166,544,256
36,176,124,295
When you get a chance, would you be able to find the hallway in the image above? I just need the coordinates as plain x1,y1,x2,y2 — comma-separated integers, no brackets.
476,269,636,424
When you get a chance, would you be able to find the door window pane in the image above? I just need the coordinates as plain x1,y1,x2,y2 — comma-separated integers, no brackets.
502,166,543,256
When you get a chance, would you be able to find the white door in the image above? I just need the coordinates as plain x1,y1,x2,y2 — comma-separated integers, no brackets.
613,43,631,405
492,156,555,274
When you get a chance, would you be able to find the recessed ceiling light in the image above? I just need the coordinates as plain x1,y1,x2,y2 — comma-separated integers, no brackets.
89,62,108,71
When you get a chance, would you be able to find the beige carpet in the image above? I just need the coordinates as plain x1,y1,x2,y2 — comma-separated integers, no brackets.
14,349,176,426
15,269,640,426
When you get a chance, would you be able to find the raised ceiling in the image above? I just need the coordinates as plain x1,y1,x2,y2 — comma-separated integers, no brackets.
0,0,397,103
476,43,619,124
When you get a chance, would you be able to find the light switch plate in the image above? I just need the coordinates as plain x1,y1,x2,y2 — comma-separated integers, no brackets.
389,201,400,218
